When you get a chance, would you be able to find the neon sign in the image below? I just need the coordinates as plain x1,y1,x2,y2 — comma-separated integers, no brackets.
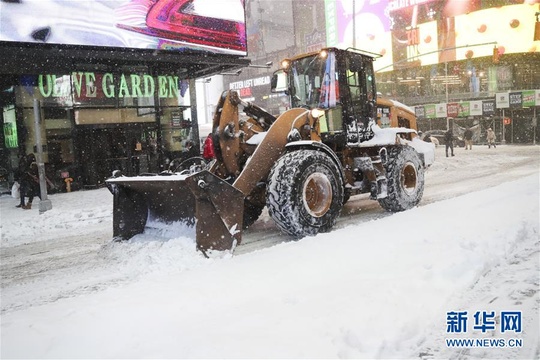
38,73,181,100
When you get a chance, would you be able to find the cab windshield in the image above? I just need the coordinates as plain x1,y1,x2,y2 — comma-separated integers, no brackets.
289,51,338,109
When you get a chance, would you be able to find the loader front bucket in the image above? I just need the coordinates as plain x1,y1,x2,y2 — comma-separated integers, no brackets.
106,174,196,240
184,170,245,254
106,171,245,254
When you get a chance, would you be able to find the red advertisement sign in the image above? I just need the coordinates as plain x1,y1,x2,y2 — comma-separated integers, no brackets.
447,103,459,118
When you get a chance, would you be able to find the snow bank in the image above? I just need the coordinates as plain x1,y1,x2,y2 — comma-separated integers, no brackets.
1,174,538,359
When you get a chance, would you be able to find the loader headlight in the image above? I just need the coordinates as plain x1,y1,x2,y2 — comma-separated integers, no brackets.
311,108,325,119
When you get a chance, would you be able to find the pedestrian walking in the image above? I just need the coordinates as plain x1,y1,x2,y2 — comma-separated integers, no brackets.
444,129,455,157
464,127,473,150
486,128,496,148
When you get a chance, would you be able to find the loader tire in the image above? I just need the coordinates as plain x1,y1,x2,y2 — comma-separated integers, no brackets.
267,149,344,237
378,146,425,212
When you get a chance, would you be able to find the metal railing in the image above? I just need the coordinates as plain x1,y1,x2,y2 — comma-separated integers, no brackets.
397,91,498,106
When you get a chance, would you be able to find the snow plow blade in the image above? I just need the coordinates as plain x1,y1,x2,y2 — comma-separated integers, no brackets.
184,170,245,254
107,174,196,240
106,170,244,254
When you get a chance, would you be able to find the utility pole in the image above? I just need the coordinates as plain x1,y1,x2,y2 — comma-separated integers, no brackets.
33,99,52,214
445,62,449,103
189,78,200,149
533,107,537,145
502,109,506,144
352,0,356,48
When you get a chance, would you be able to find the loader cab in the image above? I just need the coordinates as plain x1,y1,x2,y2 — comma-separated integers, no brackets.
341,49,377,123
271,48,378,142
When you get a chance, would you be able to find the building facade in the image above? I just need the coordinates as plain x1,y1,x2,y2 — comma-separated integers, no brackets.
223,0,539,145
1,0,249,191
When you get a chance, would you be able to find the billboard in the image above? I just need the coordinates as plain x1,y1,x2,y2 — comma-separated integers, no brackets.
325,0,540,72
0,0,247,56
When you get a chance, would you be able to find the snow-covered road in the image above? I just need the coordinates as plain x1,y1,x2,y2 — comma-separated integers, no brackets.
1,144,538,359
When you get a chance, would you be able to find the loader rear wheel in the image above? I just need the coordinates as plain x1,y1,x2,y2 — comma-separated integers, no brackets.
378,146,425,212
267,149,344,237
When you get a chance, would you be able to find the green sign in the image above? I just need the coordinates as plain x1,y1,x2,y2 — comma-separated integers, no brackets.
324,0,338,47
38,72,180,100
522,90,535,107
458,102,470,117
3,106,18,148
424,104,436,119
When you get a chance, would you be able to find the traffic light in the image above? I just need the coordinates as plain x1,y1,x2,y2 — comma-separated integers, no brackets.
492,46,500,64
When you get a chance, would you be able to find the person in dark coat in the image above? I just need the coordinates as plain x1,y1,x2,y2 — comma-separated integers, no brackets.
444,129,455,157
15,153,29,208
420,132,432,143
464,127,473,150
21,153,41,210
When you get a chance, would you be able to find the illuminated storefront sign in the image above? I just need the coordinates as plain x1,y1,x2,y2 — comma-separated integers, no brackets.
2,106,18,149
38,73,181,100
324,0,339,47
229,76,271,99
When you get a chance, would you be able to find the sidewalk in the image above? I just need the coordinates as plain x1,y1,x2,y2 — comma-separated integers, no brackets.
0,188,113,248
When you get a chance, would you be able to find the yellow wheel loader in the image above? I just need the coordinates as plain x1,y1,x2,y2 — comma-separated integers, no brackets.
106,47,435,255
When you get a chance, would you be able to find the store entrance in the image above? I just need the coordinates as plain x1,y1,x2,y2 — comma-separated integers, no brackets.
75,125,159,187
